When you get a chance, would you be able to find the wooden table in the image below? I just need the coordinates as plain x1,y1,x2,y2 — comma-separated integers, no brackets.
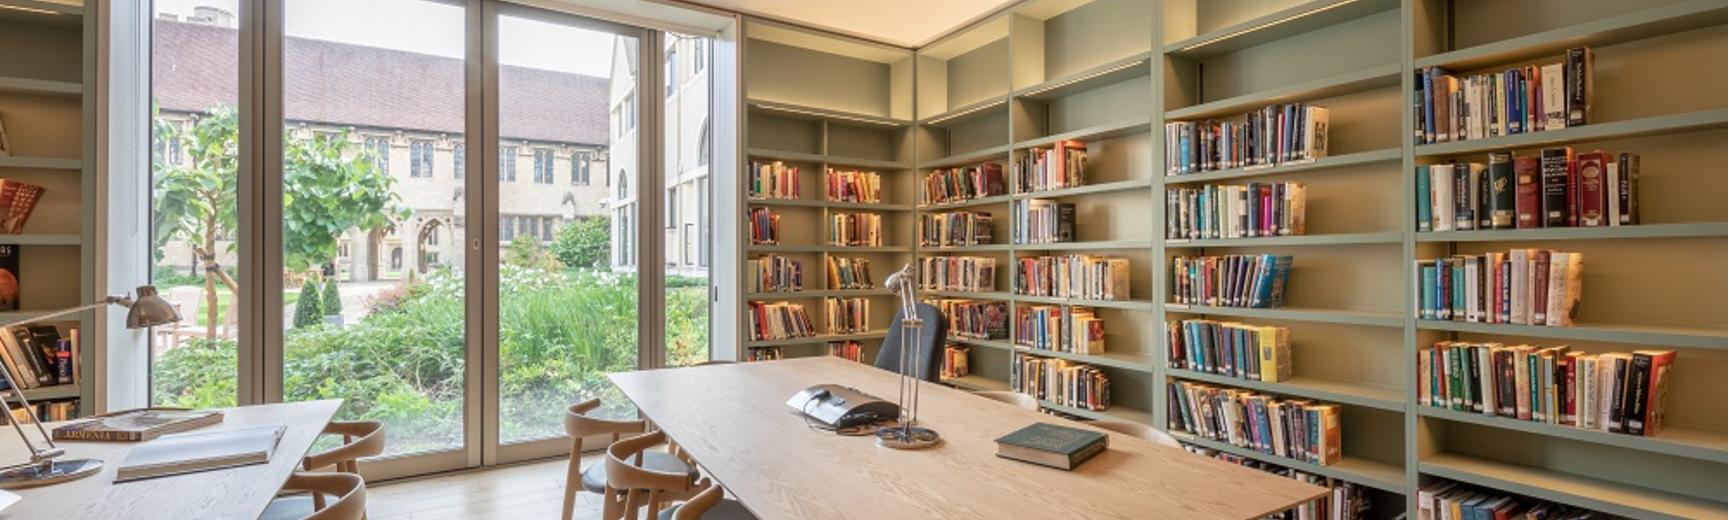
0,399,343,519
609,357,1326,520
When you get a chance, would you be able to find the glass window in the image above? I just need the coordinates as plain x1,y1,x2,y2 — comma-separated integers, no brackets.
664,47,676,97
499,145,517,181
571,152,589,185
410,139,434,177
366,136,391,171
663,33,712,367
532,148,554,184
453,142,465,179
693,39,705,74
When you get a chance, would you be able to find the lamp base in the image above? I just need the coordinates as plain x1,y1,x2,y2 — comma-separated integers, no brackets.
875,425,941,450
0,458,103,489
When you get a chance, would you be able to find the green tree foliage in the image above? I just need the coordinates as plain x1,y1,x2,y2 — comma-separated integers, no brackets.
152,105,241,336
282,131,409,272
292,278,324,328
506,234,563,271
321,277,343,317
550,215,611,269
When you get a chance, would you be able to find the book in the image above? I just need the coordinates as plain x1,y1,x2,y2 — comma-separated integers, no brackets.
1171,254,1292,309
918,256,995,292
935,299,1008,341
1487,152,1515,229
0,180,45,234
1565,46,1594,127
1616,152,1640,225
921,163,1006,205
747,161,800,200
53,408,225,442
994,422,1109,471
1540,63,1567,130
1167,380,1342,466
1013,254,1132,301
3,326,52,387
824,168,881,204
1539,147,1572,227
1012,355,1111,411
1575,151,1607,226
1167,182,1307,239
1013,199,1076,244
0,244,16,312
115,425,286,482
1513,155,1541,229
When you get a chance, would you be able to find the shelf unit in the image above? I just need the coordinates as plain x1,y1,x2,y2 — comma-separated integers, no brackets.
731,1,1728,517
0,0,95,420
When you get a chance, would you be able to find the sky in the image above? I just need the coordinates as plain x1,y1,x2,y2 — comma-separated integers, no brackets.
154,0,618,77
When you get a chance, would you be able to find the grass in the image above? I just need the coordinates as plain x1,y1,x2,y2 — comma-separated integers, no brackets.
159,284,301,327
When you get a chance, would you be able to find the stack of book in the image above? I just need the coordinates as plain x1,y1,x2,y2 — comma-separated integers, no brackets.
1415,46,1593,145
919,211,994,247
1011,199,1076,244
921,163,1006,205
1165,103,1330,176
746,302,814,341
1166,320,1291,383
748,255,803,293
8,400,77,424
1167,380,1342,466
748,208,781,245
1418,148,1639,232
827,341,864,363
1419,480,1609,520
828,212,883,247
1170,255,1293,309
747,161,800,200
746,347,784,362
1166,182,1308,240
1420,342,1674,436
1014,140,1088,192
0,326,78,390
1014,305,1104,354
825,168,881,204
918,256,996,292
940,345,970,379
1201,453,1372,520
825,256,874,290
1012,355,1110,411
1013,255,1132,301
824,297,870,334
931,299,1007,340
1417,250,1582,327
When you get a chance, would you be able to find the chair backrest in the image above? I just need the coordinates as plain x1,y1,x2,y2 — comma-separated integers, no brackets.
283,471,366,520
163,286,202,321
566,398,647,439
672,480,725,520
1090,420,1182,448
872,302,947,381
603,430,703,520
974,391,1040,411
303,420,385,473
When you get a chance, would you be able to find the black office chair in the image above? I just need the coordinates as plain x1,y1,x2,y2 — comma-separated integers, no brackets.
873,302,947,381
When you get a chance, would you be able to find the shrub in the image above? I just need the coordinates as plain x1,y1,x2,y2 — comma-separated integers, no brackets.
551,215,610,269
321,278,343,317
292,278,323,328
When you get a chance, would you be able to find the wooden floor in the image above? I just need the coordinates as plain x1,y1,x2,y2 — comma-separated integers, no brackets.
370,457,594,520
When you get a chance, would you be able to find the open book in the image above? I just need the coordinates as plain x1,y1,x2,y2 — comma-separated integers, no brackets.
116,425,285,482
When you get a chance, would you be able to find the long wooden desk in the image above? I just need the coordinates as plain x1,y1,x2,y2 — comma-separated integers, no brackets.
609,357,1326,520
0,399,343,519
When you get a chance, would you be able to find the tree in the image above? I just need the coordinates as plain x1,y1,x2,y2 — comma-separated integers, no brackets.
293,278,324,328
506,234,563,271
153,105,240,337
321,277,343,318
551,215,611,269
282,131,408,273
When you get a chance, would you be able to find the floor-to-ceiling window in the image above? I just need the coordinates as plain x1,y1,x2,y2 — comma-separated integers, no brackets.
663,32,712,368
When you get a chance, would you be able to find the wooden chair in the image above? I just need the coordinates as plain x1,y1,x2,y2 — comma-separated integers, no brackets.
974,390,1040,411
603,430,755,520
668,476,757,520
565,399,696,520
260,421,385,520
1090,419,1182,449
278,471,367,520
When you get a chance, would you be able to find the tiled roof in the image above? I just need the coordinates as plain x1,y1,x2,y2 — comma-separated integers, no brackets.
153,19,610,146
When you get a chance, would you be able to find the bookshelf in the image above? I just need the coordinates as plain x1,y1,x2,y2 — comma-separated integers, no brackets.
0,1,94,421
732,0,1728,517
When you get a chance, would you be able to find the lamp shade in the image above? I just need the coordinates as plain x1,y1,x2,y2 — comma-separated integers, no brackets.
125,285,181,329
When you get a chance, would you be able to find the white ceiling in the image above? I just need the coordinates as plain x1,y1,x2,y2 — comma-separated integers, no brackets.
680,0,1017,47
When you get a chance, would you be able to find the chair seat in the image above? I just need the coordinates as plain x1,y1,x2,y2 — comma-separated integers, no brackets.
657,499,758,520
580,451,696,494
258,495,315,520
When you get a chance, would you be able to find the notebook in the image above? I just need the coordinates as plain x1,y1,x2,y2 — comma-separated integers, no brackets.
115,424,286,482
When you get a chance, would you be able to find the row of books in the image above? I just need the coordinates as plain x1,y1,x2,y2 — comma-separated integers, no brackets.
1166,319,1291,383
1419,342,1673,436
921,163,1006,206
918,256,996,293
1418,149,1639,232
747,208,780,245
1170,255,1293,309
931,299,1007,340
824,297,870,335
7,400,77,424
1165,103,1330,176
825,168,881,204
0,180,45,234
1166,182,1308,240
1012,255,1133,301
1417,250,1582,327
1201,453,1372,520
1015,305,1104,355
747,255,803,293
940,345,970,379
828,212,883,247
746,301,815,341
1011,355,1111,412
828,341,865,363
747,160,800,200
746,347,784,362
0,326,78,389
827,257,875,290
1167,380,1342,466
1418,480,1607,520
919,211,994,247
1013,140,1088,193
1011,199,1076,244
1414,46,1593,145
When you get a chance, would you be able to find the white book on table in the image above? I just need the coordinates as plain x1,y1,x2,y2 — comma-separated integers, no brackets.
116,424,286,482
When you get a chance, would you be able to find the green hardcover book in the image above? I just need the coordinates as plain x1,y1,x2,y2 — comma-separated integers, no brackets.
995,422,1109,470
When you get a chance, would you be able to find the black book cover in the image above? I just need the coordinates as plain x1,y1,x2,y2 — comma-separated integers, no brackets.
1608,357,1628,433
1465,345,1483,412
9,327,52,386
1618,152,1640,225
1488,152,1516,229
1475,164,1493,230
1453,165,1474,230
1539,148,1573,227
1625,353,1653,435
1566,46,1593,127
25,325,63,385
1055,202,1077,243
